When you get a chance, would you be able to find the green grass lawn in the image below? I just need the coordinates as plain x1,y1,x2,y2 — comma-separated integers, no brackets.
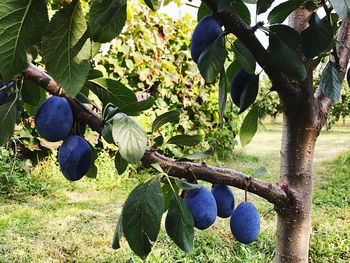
0,124,349,262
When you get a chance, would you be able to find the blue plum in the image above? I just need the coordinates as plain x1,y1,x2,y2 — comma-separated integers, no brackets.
0,88,8,105
185,186,217,230
347,68,350,88
211,184,235,218
230,69,254,107
230,202,260,244
58,135,93,181
190,16,222,63
35,96,73,142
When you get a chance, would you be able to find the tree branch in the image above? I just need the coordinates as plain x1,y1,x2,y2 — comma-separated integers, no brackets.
202,0,302,108
142,150,290,208
22,63,291,209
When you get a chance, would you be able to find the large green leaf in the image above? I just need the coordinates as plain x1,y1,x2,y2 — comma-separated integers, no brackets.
268,0,303,24
225,60,241,87
232,0,251,25
112,113,147,163
89,0,127,43
320,62,342,102
238,74,259,114
301,13,333,59
115,151,129,175
198,35,227,83
112,208,124,250
43,0,91,97
152,110,180,132
122,177,164,259
165,193,194,253
0,98,17,145
21,80,45,106
240,105,259,147
232,40,256,74
329,0,350,20
269,33,306,81
0,0,48,81
89,78,137,107
269,25,301,51
118,96,155,116
219,69,227,123
257,0,274,15
167,135,202,147
197,2,212,22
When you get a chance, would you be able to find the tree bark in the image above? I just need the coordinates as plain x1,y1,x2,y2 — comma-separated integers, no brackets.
276,110,319,262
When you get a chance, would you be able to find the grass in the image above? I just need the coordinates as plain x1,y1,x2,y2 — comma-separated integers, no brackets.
0,123,349,262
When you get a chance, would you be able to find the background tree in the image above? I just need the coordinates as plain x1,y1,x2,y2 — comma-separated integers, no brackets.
0,0,349,262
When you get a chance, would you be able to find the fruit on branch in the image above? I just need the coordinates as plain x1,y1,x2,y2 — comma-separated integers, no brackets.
230,69,254,107
58,135,93,181
184,186,217,230
211,184,235,218
230,202,260,244
190,16,222,63
35,96,74,142
0,88,8,105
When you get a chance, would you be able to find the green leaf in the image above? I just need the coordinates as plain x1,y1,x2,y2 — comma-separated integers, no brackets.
119,96,155,116
268,1,302,24
239,74,259,114
162,182,178,212
257,0,274,15
269,33,307,81
329,0,350,20
240,105,259,147
112,113,147,163
115,151,129,175
153,135,164,147
0,98,17,146
112,208,124,250
165,193,194,253
320,62,342,102
122,177,164,259
180,148,213,161
167,135,202,147
171,178,200,191
89,0,127,43
89,78,137,107
232,0,251,25
143,0,160,11
232,40,256,74
43,1,91,97
21,80,45,106
152,110,180,132
219,69,227,123
197,2,212,22
269,25,301,51
301,13,333,59
198,35,227,83
86,163,98,179
243,0,257,3
226,60,241,87
0,0,48,81
102,123,114,144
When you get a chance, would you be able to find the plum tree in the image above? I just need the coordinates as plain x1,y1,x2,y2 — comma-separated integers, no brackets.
1,0,350,262
190,16,222,63
211,184,235,218
58,135,93,181
35,96,74,142
230,202,260,244
184,186,217,230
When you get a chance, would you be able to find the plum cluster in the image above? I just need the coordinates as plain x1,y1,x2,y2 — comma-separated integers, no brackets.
35,96,93,181
185,184,260,244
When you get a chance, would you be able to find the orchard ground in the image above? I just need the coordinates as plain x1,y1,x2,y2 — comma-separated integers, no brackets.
0,122,349,262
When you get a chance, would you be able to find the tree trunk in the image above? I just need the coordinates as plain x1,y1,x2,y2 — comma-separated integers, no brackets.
275,110,319,262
